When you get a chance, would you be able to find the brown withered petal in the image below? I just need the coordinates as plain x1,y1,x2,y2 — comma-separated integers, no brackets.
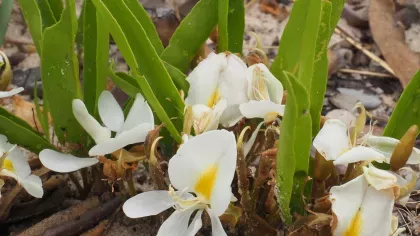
313,152,334,181
390,125,418,171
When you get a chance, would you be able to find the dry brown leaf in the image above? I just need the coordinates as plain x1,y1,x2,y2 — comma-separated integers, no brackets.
369,0,420,87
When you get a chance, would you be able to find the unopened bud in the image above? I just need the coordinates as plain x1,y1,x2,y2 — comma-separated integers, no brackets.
390,125,418,171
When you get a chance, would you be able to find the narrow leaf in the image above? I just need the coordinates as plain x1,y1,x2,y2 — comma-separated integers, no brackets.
383,70,420,139
164,61,189,93
218,0,229,52
227,0,245,54
0,0,13,45
41,0,83,142
108,63,142,97
328,0,345,37
37,0,57,29
17,0,43,54
47,0,63,21
82,0,109,118
160,0,218,71
34,80,50,142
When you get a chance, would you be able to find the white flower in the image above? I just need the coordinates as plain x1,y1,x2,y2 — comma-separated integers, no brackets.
39,91,153,173
313,119,386,165
191,100,227,134
0,135,43,198
123,130,237,236
239,63,285,123
330,164,400,236
0,87,24,98
185,52,248,128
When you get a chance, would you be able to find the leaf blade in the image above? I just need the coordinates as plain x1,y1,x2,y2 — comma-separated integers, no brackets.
218,0,229,52
227,0,245,54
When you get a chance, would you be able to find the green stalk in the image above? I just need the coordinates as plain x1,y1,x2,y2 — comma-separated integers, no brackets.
0,0,13,45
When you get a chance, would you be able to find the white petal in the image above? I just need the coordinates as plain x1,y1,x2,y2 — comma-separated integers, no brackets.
98,91,125,132
39,149,98,173
123,191,174,218
192,100,227,134
120,93,154,134
7,148,31,179
88,123,153,156
243,121,264,158
219,54,249,106
0,87,24,98
168,130,237,203
185,52,226,106
313,119,350,161
219,105,244,128
207,208,227,236
363,164,397,190
239,100,285,122
333,146,387,165
247,64,283,104
186,210,203,236
21,174,43,198
366,135,420,165
0,134,13,154
157,209,195,236
72,99,111,144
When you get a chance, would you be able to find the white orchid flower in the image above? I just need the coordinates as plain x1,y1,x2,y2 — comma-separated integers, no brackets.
0,135,43,198
313,119,387,165
185,52,248,128
39,91,153,173
191,100,227,135
0,87,24,98
239,63,285,123
123,130,237,236
330,164,401,236
363,135,420,165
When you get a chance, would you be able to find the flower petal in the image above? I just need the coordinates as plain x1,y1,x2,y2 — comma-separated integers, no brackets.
89,123,153,156
219,54,248,106
120,93,154,134
0,87,24,98
168,130,237,206
363,164,397,190
243,121,264,158
219,105,243,128
73,99,111,144
98,91,125,132
365,135,420,164
192,100,227,134
313,119,350,161
247,64,283,104
39,149,98,173
123,191,174,218
207,208,227,236
0,134,13,154
333,146,387,165
7,148,31,179
185,52,226,106
239,100,285,122
157,208,195,236
21,174,43,198
186,210,203,236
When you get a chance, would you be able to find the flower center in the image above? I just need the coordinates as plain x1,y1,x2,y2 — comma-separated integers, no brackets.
194,164,219,201
2,159,14,171
251,67,269,101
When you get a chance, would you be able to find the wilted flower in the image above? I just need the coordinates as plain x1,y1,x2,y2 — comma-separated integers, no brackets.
185,52,248,128
239,63,285,123
123,130,237,236
0,135,43,198
39,91,153,173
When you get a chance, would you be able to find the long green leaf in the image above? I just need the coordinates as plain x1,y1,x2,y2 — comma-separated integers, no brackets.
0,0,13,45
329,0,345,37
108,63,142,97
37,0,57,29
218,0,229,52
47,0,63,21
160,0,218,71
93,0,184,137
0,107,54,153
227,0,245,54
82,0,109,118
164,61,189,93
34,80,50,142
309,1,331,135
41,0,82,142
17,0,43,54
383,70,420,138
270,0,309,79
123,0,163,54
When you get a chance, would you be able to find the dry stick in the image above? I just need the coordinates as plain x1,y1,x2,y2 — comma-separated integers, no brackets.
334,27,396,76
250,156,272,212
338,68,395,78
41,196,123,236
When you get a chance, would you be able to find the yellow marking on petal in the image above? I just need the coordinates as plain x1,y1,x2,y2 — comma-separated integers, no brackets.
252,66,269,101
3,159,14,171
194,164,219,200
207,90,220,108
345,209,362,236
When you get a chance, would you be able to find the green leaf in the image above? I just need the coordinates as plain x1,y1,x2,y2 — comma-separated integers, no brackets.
270,0,309,79
160,0,218,71
17,0,43,54
0,107,55,154
0,0,13,45
309,1,331,135
37,0,57,29
82,0,109,118
164,61,189,93
218,0,229,52
108,63,142,97
34,80,50,142
227,0,245,54
41,0,83,142
123,97,134,118
47,0,63,21
383,70,420,139
123,0,163,54
328,0,345,37
92,0,184,136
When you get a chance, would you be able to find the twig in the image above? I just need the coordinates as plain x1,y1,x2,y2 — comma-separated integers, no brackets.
338,68,395,78
334,27,396,76
31,108,40,133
